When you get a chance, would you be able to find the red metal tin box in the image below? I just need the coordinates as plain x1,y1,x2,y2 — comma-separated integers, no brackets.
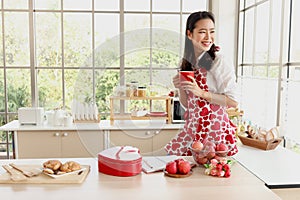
98,146,142,177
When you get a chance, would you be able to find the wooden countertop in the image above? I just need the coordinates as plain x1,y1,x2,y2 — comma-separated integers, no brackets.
0,157,280,200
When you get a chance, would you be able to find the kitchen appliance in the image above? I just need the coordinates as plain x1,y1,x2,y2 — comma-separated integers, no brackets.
18,107,44,126
98,146,142,177
172,98,185,123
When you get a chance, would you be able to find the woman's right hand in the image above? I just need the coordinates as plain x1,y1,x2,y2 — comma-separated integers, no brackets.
173,73,181,89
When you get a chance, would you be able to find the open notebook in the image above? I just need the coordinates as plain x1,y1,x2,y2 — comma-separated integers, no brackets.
142,155,178,174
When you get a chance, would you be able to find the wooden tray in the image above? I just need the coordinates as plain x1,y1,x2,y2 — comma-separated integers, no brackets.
163,169,193,178
0,165,90,184
147,112,167,117
238,135,282,151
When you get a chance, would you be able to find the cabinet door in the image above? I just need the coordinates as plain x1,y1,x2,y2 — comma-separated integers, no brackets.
16,131,61,158
152,129,180,156
61,131,104,158
109,130,153,156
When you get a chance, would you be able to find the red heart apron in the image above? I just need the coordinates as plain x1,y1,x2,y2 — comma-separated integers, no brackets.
165,68,238,156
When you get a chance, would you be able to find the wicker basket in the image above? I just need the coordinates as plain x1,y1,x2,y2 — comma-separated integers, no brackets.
238,135,282,150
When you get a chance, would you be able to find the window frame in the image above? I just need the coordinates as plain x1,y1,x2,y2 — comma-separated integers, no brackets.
0,0,208,121
237,0,300,147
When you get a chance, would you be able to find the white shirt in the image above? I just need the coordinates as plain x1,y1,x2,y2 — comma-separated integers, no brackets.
196,53,239,103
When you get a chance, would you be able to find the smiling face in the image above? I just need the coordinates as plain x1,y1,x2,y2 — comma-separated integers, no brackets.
187,18,215,57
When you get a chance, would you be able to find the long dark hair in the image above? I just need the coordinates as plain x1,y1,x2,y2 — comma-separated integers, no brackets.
181,11,218,71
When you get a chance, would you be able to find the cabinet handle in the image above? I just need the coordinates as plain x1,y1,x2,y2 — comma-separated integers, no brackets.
54,132,60,137
62,132,68,137
154,130,160,135
145,131,151,135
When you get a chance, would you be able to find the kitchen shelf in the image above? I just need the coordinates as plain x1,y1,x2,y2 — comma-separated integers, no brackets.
109,96,172,125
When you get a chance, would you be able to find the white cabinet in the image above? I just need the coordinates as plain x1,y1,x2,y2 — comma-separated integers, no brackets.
16,130,104,158
152,129,180,156
1,120,183,158
109,129,179,156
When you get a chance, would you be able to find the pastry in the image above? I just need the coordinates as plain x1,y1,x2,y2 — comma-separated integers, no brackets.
43,160,62,171
60,161,81,173
269,127,279,139
43,160,81,175
43,168,55,174
56,171,67,175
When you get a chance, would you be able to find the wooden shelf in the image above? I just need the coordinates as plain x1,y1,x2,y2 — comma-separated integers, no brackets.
112,114,168,120
109,96,170,100
110,96,172,125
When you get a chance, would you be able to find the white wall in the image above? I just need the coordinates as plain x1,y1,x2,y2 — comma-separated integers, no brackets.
211,0,238,69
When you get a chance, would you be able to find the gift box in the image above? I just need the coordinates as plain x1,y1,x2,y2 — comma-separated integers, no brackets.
98,146,142,176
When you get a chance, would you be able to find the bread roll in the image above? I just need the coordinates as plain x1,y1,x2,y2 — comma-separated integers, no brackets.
256,133,265,141
43,160,62,171
43,160,81,175
60,161,81,172
56,171,67,175
269,127,279,139
257,130,267,142
43,168,55,174
265,131,274,141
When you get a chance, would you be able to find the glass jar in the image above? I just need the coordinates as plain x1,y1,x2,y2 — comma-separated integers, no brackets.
126,84,133,97
149,84,158,96
130,81,138,97
137,86,147,97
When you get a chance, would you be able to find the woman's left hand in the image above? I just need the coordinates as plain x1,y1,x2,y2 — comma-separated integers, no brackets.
181,75,205,97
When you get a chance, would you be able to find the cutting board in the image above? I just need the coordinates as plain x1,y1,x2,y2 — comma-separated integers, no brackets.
0,165,90,184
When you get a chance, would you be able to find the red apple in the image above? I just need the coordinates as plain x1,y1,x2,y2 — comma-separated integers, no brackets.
177,160,191,174
203,143,215,156
214,155,222,161
204,141,216,149
191,140,203,151
216,143,229,152
215,143,229,157
202,142,216,161
207,151,216,159
196,156,208,165
175,158,184,166
165,161,177,174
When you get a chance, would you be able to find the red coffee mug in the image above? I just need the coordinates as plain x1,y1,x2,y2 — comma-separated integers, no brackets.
180,71,194,82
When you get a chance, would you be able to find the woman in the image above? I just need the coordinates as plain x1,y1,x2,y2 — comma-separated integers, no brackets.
165,11,239,156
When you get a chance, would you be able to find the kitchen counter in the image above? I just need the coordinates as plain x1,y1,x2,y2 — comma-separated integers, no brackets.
0,120,184,159
0,157,280,200
0,120,184,131
234,145,300,189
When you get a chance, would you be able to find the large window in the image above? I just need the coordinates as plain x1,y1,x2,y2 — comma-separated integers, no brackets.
238,0,280,129
238,0,300,151
0,0,207,158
